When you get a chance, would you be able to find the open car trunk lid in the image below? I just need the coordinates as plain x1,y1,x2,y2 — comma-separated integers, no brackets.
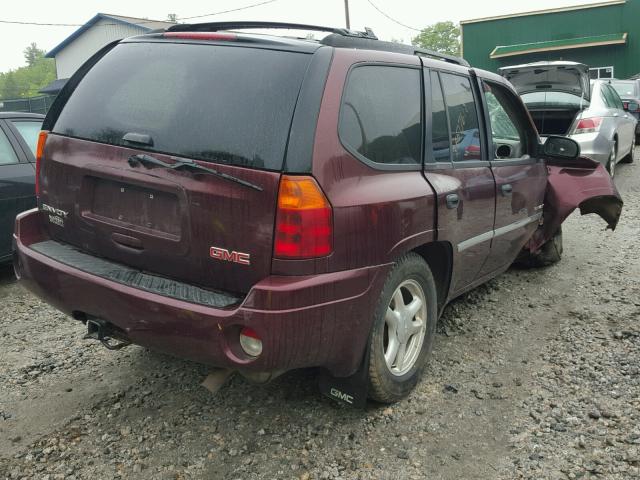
39,40,314,295
499,61,591,102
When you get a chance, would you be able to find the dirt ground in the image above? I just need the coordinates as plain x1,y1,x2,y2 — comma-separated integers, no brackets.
1,155,638,480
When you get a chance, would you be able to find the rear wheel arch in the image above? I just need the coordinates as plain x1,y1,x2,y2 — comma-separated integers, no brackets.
411,241,453,314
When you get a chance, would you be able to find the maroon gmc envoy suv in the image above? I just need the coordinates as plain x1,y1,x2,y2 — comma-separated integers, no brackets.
13,22,623,405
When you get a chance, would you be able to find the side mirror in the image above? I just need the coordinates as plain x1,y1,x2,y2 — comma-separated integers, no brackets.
627,101,639,112
542,136,580,160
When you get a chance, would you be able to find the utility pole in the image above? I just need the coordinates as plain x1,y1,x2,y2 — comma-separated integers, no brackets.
344,0,351,29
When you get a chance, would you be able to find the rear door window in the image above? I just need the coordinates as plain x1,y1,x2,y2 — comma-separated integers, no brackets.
339,65,422,166
429,71,451,162
440,72,482,162
52,42,312,170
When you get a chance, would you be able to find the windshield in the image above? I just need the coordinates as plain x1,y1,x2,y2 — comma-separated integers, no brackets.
521,91,588,108
52,42,311,170
610,81,637,98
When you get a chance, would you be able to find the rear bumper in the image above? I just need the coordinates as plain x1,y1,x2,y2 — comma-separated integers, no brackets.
14,209,388,377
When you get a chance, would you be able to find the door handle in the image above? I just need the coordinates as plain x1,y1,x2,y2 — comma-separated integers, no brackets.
501,184,513,196
446,193,459,209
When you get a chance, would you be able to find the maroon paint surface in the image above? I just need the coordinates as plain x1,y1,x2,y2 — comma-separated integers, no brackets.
39,135,281,295
424,166,495,294
14,209,387,376
527,157,623,251
481,162,547,274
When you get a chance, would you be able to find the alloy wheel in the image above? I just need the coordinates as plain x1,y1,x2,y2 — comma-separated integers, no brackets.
609,143,616,178
383,279,428,376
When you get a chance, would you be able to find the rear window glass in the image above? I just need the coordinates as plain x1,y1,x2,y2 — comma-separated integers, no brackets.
521,91,588,108
339,65,422,166
52,42,311,170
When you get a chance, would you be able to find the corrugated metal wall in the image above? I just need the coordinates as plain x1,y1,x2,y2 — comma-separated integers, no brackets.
462,0,640,78
55,19,146,78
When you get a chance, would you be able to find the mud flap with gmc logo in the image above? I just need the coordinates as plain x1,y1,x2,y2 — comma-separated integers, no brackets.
318,351,370,409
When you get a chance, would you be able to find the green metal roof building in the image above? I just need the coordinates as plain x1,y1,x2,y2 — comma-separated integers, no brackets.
461,0,640,79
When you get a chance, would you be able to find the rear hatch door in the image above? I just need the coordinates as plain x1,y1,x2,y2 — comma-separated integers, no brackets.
499,61,591,101
41,40,314,294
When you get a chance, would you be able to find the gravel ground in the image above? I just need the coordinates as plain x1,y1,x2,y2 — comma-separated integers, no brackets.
1,157,638,480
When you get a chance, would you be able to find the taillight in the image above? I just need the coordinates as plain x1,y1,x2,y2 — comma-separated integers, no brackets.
274,175,333,259
574,117,603,134
35,130,48,197
463,143,481,159
163,32,237,41
623,101,629,110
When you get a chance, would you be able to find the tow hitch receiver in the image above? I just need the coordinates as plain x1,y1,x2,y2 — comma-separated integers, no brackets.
84,318,131,351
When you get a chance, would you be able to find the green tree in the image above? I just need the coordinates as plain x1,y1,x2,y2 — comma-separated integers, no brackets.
167,13,178,22
0,44,56,100
23,42,46,66
411,21,460,56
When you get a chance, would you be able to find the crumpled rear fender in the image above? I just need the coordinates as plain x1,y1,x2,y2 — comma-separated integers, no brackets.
527,156,623,252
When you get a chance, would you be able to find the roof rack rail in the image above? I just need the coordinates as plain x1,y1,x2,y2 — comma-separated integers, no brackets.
320,35,469,67
166,21,378,39
164,21,468,67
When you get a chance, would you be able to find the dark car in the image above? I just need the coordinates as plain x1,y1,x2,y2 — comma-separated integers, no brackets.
609,79,640,141
13,23,622,405
0,112,44,262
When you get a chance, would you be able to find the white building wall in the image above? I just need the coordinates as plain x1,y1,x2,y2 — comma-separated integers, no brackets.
55,19,146,78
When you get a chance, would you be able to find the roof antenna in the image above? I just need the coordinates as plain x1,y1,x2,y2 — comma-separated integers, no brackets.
344,0,351,29
364,27,377,39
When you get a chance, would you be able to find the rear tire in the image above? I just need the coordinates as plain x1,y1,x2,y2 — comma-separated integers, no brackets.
367,253,438,403
621,136,635,164
514,227,563,268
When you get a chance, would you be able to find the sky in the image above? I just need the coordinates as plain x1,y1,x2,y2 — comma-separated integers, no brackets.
0,0,608,73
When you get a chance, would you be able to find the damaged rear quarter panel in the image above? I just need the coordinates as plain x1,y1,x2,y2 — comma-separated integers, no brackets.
528,156,623,251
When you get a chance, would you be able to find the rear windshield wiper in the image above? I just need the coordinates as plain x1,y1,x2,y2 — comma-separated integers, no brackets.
128,154,263,191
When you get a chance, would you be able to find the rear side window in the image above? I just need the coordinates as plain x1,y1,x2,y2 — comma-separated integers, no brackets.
339,65,422,166
606,85,624,110
10,120,43,156
0,128,19,165
52,42,311,170
601,84,623,110
440,72,482,162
